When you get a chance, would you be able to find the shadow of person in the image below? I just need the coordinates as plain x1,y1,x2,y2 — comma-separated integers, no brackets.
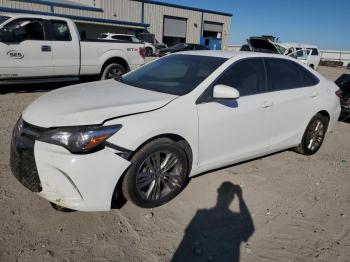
171,182,254,262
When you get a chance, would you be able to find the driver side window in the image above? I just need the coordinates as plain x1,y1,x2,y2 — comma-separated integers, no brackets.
4,18,45,42
215,58,267,97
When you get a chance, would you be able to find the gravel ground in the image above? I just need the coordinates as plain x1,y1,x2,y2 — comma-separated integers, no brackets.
0,66,349,262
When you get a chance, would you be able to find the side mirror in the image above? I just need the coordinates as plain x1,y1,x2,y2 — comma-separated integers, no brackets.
213,85,240,100
0,29,15,42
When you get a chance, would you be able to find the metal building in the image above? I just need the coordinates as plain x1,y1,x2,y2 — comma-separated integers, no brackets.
0,0,232,49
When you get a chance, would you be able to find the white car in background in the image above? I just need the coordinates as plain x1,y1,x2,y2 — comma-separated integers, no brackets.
245,37,321,70
10,51,341,211
99,33,156,57
279,43,321,70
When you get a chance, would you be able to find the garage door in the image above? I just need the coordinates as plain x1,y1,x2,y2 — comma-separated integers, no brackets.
204,21,223,33
163,16,187,38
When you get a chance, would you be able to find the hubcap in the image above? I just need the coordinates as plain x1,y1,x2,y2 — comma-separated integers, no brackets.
136,151,183,201
107,67,124,79
307,120,324,151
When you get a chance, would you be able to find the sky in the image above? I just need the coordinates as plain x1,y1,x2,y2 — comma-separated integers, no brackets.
158,0,350,50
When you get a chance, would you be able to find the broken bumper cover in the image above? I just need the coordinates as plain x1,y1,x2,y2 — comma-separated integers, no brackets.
11,136,131,211
34,141,131,211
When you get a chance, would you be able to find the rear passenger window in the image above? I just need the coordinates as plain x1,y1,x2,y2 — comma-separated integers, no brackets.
266,58,318,91
298,65,319,86
215,58,267,96
115,35,131,41
51,20,71,41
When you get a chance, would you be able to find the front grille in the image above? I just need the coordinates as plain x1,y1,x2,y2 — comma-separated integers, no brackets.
9,119,45,192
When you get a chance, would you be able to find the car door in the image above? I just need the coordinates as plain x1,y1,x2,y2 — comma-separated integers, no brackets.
287,48,312,66
196,58,275,169
310,48,321,69
48,19,80,76
0,18,52,79
263,58,321,150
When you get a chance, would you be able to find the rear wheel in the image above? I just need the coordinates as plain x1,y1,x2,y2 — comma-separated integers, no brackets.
101,63,126,80
294,113,329,155
122,138,188,208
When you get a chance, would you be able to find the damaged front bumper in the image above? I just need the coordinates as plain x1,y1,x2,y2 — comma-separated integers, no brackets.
10,121,131,212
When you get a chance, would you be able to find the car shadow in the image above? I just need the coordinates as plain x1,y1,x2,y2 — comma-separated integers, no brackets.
171,182,254,262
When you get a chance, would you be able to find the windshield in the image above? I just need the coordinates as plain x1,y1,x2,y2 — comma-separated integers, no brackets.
121,54,227,96
0,15,10,25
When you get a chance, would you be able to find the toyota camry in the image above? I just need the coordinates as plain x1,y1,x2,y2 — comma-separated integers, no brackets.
10,51,341,211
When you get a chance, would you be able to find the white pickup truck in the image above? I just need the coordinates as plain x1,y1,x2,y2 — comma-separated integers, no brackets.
0,13,145,85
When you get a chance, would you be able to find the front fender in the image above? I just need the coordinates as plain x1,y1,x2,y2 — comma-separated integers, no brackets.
105,101,199,175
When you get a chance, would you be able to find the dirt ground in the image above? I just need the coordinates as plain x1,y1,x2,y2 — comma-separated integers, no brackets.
0,66,349,262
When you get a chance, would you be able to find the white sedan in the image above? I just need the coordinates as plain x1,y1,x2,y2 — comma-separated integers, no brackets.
99,33,155,57
10,51,341,211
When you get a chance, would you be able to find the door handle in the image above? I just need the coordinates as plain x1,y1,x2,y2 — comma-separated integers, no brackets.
261,101,274,109
310,91,319,98
41,45,51,52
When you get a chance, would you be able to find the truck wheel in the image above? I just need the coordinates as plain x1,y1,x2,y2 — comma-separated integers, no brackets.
101,63,126,80
309,64,315,69
145,47,153,57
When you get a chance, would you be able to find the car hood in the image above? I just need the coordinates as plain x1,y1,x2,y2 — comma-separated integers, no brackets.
247,37,279,54
22,80,177,128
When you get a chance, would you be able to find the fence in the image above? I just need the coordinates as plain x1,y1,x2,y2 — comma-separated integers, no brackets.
319,50,350,67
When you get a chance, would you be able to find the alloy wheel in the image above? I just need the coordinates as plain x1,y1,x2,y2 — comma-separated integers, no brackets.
306,119,324,151
107,67,124,79
136,151,183,201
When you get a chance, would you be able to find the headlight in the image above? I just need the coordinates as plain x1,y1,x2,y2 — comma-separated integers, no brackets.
39,125,122,154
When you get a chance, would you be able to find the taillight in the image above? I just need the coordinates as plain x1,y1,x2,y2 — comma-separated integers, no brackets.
335,89,343,98
139,47,145,59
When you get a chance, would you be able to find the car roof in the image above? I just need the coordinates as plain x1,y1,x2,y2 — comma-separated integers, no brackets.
174,50,295,60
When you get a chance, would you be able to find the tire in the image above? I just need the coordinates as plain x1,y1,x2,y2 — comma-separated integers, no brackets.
101,63,126,80
293,113,329,155
309,64,315,69
145,47,153,57
122,138,189,208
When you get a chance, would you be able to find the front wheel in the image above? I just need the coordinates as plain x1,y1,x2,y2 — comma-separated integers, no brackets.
122,138,189,208
294,113,329,155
